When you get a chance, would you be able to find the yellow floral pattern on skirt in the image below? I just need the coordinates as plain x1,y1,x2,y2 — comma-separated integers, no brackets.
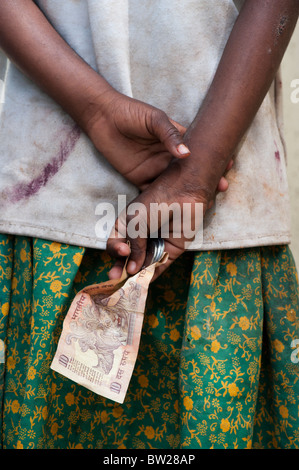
0,235,298,449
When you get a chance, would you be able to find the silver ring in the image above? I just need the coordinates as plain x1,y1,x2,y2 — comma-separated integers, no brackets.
143,238,165,267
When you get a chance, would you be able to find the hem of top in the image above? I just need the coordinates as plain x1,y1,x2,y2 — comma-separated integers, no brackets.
0,221,291,252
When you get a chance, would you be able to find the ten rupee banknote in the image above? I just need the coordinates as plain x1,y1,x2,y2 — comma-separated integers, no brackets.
51,243,167,404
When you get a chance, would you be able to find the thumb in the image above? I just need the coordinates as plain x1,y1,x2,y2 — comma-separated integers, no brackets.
151,111,191,159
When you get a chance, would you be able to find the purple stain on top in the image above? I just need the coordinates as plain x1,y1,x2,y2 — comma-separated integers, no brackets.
4,125,81,204
275,150,280,162
274,141,283,184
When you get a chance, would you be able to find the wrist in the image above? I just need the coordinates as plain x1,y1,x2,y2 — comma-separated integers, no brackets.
182,123,233,194
171,154,219,203
147,159,211,210
63,72,118,134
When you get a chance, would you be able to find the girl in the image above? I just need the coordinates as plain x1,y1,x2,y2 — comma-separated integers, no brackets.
0,0,298,449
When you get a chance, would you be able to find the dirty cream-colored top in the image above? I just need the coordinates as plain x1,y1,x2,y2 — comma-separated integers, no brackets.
0,0,291,250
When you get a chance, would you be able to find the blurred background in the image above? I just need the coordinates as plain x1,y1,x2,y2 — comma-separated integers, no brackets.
282,20,299,269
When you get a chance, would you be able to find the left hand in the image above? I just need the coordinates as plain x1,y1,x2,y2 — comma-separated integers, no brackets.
106,156,232,281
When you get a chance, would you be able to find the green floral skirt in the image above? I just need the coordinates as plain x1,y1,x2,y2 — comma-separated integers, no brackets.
0,234,298,449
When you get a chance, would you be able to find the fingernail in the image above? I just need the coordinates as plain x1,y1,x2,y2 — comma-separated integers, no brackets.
108,268,117,279
118,243,129,255
177,144,190,156
127,261,137,273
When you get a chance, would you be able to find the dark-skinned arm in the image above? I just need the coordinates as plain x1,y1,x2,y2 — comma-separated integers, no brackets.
0,0,191,189
107,0,299,279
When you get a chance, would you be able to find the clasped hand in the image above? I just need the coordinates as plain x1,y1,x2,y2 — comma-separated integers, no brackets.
85,89,231,280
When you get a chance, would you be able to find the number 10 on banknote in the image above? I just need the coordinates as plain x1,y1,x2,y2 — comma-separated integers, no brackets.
51,243,167,404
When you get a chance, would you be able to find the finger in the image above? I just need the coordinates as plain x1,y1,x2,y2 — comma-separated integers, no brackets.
169,119,187,136
106,217,131,278
106,237,130,259
113,200,149,275
126,233,148,275
108,259,126,280
217,176,229,192
216,159,234,192
226,159,234,171
151,111,191,159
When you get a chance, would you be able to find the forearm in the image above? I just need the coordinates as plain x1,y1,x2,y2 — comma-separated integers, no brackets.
0,0,113,130
183,0,299,198
0,0,191,186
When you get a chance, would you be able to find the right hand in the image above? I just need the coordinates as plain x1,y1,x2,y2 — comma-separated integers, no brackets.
84,89,191,190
